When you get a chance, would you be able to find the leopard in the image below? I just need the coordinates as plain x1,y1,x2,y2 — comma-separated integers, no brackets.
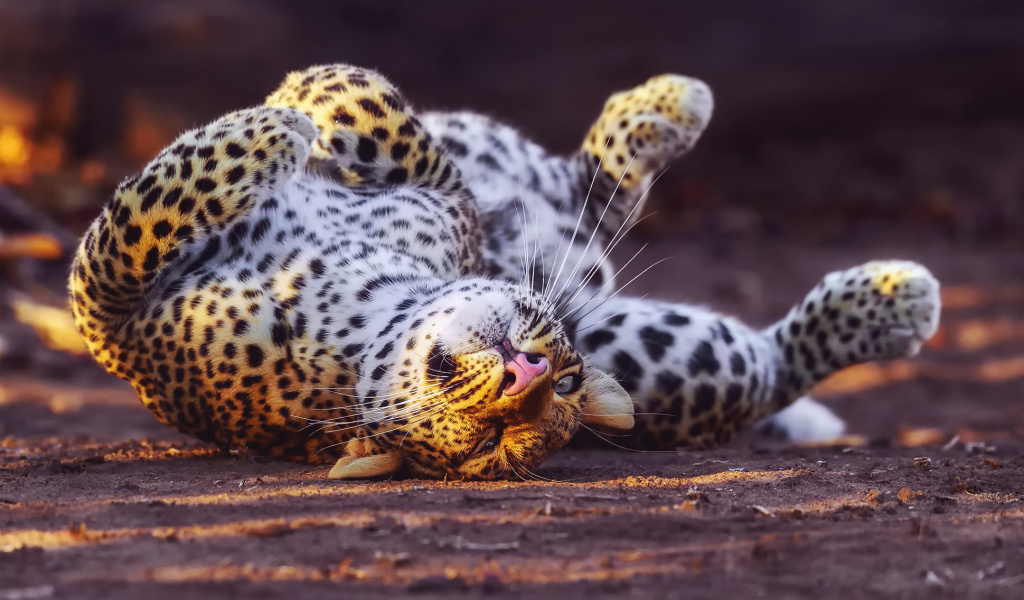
69,63,941,480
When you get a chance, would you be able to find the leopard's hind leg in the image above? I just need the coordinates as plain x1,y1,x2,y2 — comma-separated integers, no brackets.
265,64,465,193
70,106,315,364
264,64,482,276
572,260,940,449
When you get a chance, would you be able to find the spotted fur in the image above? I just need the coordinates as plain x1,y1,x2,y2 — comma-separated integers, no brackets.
572,261,940,449
265,64,465,193
419,82,940,451
70,65,633,480
71,64,941,480
580,74,713,238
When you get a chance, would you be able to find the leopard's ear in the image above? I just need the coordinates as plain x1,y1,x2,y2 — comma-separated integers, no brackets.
327,440,403,480
580,366,635,430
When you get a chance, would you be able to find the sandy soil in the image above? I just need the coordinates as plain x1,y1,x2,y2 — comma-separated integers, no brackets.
2,238,1024,599
2,3,1024,597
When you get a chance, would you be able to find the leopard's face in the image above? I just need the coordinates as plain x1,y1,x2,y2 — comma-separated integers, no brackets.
360,280,632,480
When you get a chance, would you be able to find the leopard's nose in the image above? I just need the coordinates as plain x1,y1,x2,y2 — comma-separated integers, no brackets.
502,352,548,396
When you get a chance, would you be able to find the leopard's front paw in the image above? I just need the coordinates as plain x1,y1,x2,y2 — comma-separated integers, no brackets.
582,74,714,189
829,260,941,361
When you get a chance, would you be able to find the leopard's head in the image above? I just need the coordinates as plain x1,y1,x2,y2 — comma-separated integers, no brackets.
329,279,633,481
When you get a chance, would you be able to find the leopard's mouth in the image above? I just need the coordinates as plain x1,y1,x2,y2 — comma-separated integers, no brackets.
494,338,516,396
497,371,516,397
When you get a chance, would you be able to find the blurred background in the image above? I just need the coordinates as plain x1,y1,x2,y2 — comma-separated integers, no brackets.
0,0,1022,444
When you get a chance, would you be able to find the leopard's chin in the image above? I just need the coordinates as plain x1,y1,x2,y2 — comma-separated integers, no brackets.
402,454,447,480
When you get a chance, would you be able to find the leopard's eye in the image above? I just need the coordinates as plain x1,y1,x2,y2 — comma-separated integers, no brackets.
472,429,502,455
553,373,581,395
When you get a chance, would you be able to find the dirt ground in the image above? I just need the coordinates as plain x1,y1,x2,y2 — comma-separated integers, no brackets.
2,3,1024,597
1,237,1023,599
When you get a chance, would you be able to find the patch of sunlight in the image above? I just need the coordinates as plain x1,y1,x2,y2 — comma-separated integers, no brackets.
584,470,802,490
813,362,917,396
948,492,1019,506
59,534,789,586
763,494,877,517
942,284,1024,310
949,506,1024,525
8,468,804,523
954,319,1024,351
2,471,803,552
897,428,946,447
0,125,31,184
0,378,137,409
759,490,1021,520
0,233,62,260
1,515,376,552
814,356,1024,397
10,298,87,355
796,435,870,448
0,505,623,552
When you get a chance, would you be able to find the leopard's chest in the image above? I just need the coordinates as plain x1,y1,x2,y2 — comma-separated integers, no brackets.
296,177,483,277
157,177,482,284
110,176,487,440
129,177,483,364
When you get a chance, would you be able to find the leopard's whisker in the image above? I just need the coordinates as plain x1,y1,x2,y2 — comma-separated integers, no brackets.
564,256,675,327
325,394,450,449
315,397,449,438
396,399,451,451
307,399,440,430
555,236,650,319
541,203,569,303
301,385,457,431
578,423,677,453
548,151,638,307
346,397,449,434
319,386,453,424
508,443,568,483
523,199,547,296
520,200,542,293
298,374,457,406
554,169,669,313
581,411,674,418
511,459,539,483
517,199,535,289
504,454,532,483
530,206,543,292
571,296,647,334
558,243,650,321
305,402,438,436
513,455,559,483
552,170,666,314
301,386,428,402
512,199,531,286
545,136,612,306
